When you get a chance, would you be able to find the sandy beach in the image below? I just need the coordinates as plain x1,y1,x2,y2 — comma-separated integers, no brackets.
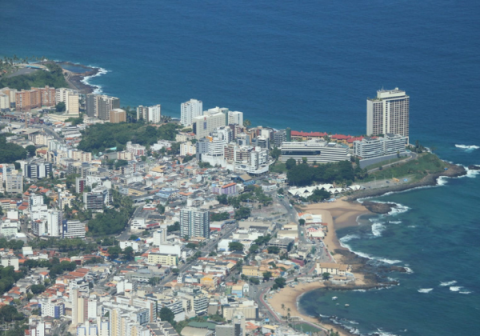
300,198,371,264
267,198,373,335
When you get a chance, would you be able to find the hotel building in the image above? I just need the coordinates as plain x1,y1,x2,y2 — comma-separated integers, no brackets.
367,88,410,142
279,140,349,163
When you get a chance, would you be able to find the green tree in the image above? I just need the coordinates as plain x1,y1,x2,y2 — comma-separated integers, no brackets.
30,284,46,294
243,119,251,128
285,158,296,170
298,219,305,226
263,271,272,281
159,307,175,324
249,277,260,285
216,194,228,205
267,246,280,254
108,246,122,260
123,246,134,260
26,145,37,157
249,244,259,253
234,206,251,220
148,277,161,286
228,241,244,252
322,272,331,280
274,277,286,288
55,101,66,112
211,212,229,221
156,204,165,214
129,235,139,241
271,147,281,160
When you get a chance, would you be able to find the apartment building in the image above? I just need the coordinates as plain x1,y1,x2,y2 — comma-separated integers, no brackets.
15,86,56,111
180,99,203,126
180,208,210,238
110,108,127,123
137,104,161,123
86,94,120,120
147,253,178,266
56,88,80,114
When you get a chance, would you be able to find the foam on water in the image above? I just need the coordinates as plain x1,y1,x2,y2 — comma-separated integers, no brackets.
340,234,401,264
389,221,402,224
404,266,414,274
459,291,472,295
440,280,457,287
449,286,462,292
81,66,110,94
455,144,479,150
371,223,386,237
418,288,433,293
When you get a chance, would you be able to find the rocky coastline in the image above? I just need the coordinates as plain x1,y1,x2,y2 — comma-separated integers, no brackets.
347,161,466,202
56,61,101,94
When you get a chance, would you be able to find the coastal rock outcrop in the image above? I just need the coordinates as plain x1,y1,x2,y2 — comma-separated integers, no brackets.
362,201,395,214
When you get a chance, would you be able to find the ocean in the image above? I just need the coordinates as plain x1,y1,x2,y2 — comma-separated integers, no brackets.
1,0,479,334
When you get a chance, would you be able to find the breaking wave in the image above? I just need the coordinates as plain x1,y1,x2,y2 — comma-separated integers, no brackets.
418,288,433,293
440,280,457,287
455,144,479,150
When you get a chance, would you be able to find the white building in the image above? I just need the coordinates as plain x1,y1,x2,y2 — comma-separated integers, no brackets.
180,141,196,156
56,88,80,114
137,104,162,124
1,256,19,270
280,140,350,163
62,220,86,239
47,210,63,237
353,134,407,159
180,208,210,238
367,88,410,142
228,111,244,126
192,107,227,139
181,99,203,126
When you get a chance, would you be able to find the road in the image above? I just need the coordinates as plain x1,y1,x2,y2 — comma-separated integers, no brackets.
32,124,63,142
367,152,417,173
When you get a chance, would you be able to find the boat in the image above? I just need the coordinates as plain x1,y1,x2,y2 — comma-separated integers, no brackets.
332,296,337,300
345,304,350,307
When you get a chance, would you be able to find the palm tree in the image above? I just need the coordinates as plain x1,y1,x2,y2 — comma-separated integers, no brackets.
281,303,285,316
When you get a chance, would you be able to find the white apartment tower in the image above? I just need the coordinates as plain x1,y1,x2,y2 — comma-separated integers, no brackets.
367,88,410,142
181,99,203,126
180,208,209,238
137,104,162,123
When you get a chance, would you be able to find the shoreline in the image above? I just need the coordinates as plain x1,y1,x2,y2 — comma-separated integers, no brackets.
347,160,467,201
55,61,103,94
266,162,468,335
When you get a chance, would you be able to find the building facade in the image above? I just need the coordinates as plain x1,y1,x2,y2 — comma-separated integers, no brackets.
180,99,203,126
279,140,349,163
180,208,209,238
367,88,410,142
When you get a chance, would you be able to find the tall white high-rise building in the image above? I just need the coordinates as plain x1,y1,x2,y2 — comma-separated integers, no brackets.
367,88,410,142
181,99,203,126
137,104,162,123
47,210,63,237
228,111,243,126
180,208,209,238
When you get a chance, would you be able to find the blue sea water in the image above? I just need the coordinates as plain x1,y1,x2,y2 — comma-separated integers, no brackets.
1,0,480,334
